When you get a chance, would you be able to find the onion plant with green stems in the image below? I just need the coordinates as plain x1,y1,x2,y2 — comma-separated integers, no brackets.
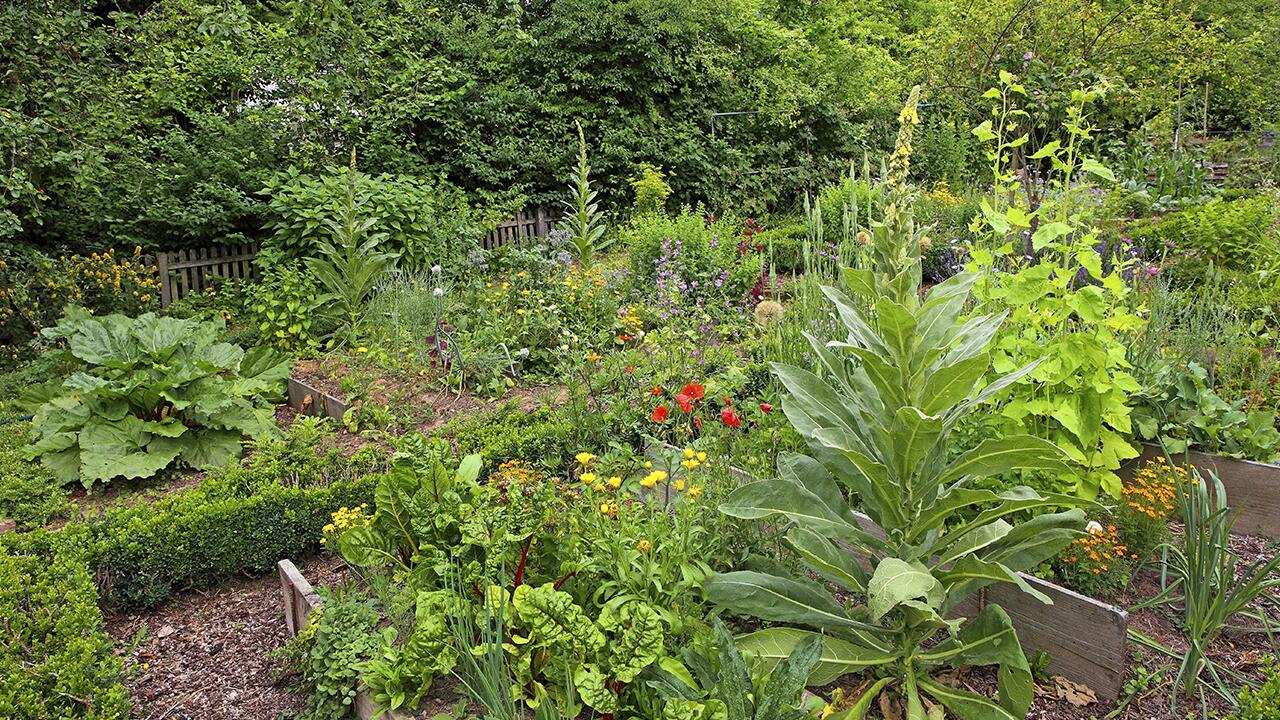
704,87,1088,719
1129,466,1280,709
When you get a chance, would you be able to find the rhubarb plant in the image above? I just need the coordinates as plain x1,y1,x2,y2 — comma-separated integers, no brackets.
705,87,1087,719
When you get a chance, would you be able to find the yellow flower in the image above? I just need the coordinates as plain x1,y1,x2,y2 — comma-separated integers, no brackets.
637,540,652,553
696,451,707,462
682,448,695,459
516,309,525,315
608,475,622,489
581,472,597,484
576,452,596,465
600,502,611,515
594,482,606,492
688,486,703,498
643,460,652,469
673,479,686,492
356,346,368,353
517,272,526,278
585,353,602,361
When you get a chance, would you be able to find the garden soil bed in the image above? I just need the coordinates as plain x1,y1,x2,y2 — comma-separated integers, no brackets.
292,357,566,432
108,554,352,720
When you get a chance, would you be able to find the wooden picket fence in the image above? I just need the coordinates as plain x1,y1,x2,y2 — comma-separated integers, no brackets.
154,242,261,307
481,207,556,250
150,208,553,306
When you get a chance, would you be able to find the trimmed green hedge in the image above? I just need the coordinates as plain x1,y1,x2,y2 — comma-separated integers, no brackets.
0,427,393,719
70,439,391,611
0,540,127,719
0,419,71,530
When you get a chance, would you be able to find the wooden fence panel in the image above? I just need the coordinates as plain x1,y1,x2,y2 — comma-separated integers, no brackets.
482,207,555,250
151,242,261,307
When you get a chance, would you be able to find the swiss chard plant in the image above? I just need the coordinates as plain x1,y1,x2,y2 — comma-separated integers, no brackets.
21,306,290,488
705,87,1086,718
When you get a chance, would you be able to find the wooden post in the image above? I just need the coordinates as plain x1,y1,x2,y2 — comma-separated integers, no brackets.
157,252,172,307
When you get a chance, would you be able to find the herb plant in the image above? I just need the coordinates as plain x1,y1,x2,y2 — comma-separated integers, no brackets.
705,87,1085,718
22,306,290,487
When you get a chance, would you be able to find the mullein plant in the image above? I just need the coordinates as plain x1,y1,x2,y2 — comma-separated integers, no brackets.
705,87,1087,719
559,121,609,269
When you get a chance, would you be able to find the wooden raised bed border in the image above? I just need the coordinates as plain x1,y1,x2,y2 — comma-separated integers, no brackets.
645,444,1129,702
287,377,349,423
1121,443,1280,537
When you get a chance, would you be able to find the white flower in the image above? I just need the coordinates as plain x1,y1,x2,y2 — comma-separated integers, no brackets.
433,287,444,297
431,264,442,274
1085,520,1104,535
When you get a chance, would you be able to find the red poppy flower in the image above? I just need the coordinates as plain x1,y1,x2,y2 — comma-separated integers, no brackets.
760,402,773,413
676,393,693,413
649,386,663,395
651,405,670,422
681,383,705,400
694,416,702,430
721,406,742,428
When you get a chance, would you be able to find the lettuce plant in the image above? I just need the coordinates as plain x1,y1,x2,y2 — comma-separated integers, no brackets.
705,87,1086,718
22,306,289,487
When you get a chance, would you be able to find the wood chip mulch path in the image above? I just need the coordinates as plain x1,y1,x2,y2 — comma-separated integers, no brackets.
106,555,353,720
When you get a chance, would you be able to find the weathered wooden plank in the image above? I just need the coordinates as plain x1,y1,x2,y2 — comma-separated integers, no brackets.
286,377,349,422
1121,443,1280,537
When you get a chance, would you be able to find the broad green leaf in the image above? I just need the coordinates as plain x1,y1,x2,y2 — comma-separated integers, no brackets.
920,355,989,415
867,558,942,621
704,571,878,634
917,677,1020,720
937,435,1067,486
735,628,894,687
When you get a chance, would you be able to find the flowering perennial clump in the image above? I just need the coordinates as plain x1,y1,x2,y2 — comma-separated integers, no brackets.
321,504,372,544
1056,523,1133,598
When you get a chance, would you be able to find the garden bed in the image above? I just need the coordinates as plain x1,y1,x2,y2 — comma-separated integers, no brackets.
289,358,566,432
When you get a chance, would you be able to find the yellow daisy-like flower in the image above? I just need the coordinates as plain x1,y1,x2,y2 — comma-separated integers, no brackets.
581,472,597,484
594,482,606,492
673,479,686,492
680,459,700,469
643,460,653,469
607,476,622,489
576,452,596,465
637,540,652,553
682,448,695,459
688,486,703,498
696,451,707,462
599,502,611,515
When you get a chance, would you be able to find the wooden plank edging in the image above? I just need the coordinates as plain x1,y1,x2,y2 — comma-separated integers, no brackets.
643,443,1128,701
1121,443,1280,537
287,377,349,422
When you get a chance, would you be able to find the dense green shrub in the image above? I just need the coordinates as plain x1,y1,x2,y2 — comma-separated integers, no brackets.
1129,193,1280,270
262,167,488,273
754,222,809,273
1229,660,1280,720
436,405,574,473
0,541,128,719
0,420,70,530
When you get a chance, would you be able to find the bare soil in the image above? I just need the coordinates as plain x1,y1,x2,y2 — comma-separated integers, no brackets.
293,356,565,433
